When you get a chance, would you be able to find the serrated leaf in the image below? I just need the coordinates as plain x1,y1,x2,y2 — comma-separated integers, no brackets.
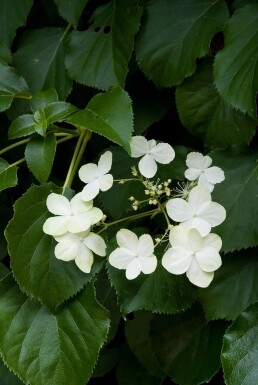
8,114,35,140
0,0,33,47
25,134,56,183
5,184,104,310
214,3,258,117
55,0,89,28
66,0,142,90
135,0,229,87
199,250,258,321
222,302,258,385
150,306,227,385
31,88,58,112
211,147,258,252
0,274,110,385
0,356,23,385
0,158,18,191
0,205,12,261
13,28,72,100
176,58,256,148
44,101,77,124
66,87,133,152
0,63,30,112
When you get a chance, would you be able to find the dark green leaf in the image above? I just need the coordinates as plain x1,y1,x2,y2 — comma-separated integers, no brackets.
0,158,18,191
8,114,35,140
0,356,23,385
222,302,258,385
0,205,12,261
25,134,56,183
31,88,58,112
176,58,256,148
199,250,258,321
214,3,258,117
0,43,11,64
66,87,133,152
55,0,89,28
5,184,104,310
66,0,142,90
0,263,9,280
93,347,119,377
135,0,229,87
211,147,258,252
0,0,33,47
45,101,77,124
0,63,30,112
0,274,110,385
13,28,72,100
150,306,227,385
33,109,48,136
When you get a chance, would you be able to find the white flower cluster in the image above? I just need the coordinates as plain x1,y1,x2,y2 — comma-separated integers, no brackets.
43,151,113,273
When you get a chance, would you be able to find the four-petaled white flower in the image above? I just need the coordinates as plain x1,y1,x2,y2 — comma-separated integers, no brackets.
185,152,225,192
54,230,106,273
166,185,226,237
162,226,222,287
130,136,175,178
108,229,157,279
43,192,103,236
79,151,113,201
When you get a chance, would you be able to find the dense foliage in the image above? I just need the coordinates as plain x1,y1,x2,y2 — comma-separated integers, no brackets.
0,0,257,384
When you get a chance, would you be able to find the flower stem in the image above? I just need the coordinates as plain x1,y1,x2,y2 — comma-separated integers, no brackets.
68,130,92,186
157,200,171,228
8,158,26,168
0,138,30,156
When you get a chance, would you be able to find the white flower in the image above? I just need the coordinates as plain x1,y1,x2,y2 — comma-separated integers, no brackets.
108,229,157,279
185,152,225,192
43,192,103,236
162,226,222,288
130,136,175,178
79,151,113,201
166,185,226,237
54,230,106,273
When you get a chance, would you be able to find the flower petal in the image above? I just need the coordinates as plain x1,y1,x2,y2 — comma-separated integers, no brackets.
126,258,141,279
137,234,154,257
139,255,157,274
188,228,203,252
166,198,193,222
43,216,69,236
46,193,71,215
83,232,106,256
116,229,138,253
138,154,157,178
186,259,214,288
203,233,222,251
54,232,80,243
67,214,91,233
109,247,136,269
98,151,112,175
197,174,214,192
147,139,157,151
150,143,175,164
204,166,225,184
70,192,93,213
87,207,104,225
54,240,79,261
78,163,98,183
81,180,100,201
184,168,201,181
188,186,211,212
75,244,94,273
185,217,211,237
186,152,211,169
99,174,113,192
130,136,148,157
169,225,189,249
162,247,192,274
195,247,222,272
200,202,226,227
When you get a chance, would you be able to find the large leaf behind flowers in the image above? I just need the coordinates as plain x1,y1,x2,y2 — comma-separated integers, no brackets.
135,0,229,87
0,274,110,385
5,184,104,310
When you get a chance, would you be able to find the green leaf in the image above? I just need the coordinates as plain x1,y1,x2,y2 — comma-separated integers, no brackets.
214,3,258,117
199,250,258,321
5,184,104,310
55,0,89,28
13,28,72,100
0,0,33,47
107,245,197,315
211,147,258,252
176,58,256,148
0,274,110,385
33,109,48,136
125,312,164,378
44,101,77,124
0,263,9,280
0,356,23,385
150,306,227,385
8,114,35,140
0,43,11,64
135,0,229,87
0,205,12,261
66,0,142,90
31,88,58,112
0,159,18,191
0,63,30,112
25,134,56,183
222,302,258,385
66,87,133,152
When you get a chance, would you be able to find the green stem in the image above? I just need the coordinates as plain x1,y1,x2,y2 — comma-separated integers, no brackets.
68,130,92,186
97,209,159,235
14,94,32,100
8,158,26,168
157,200,171,228
0,138,30,156
57,135,75,145
113,178,140,183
